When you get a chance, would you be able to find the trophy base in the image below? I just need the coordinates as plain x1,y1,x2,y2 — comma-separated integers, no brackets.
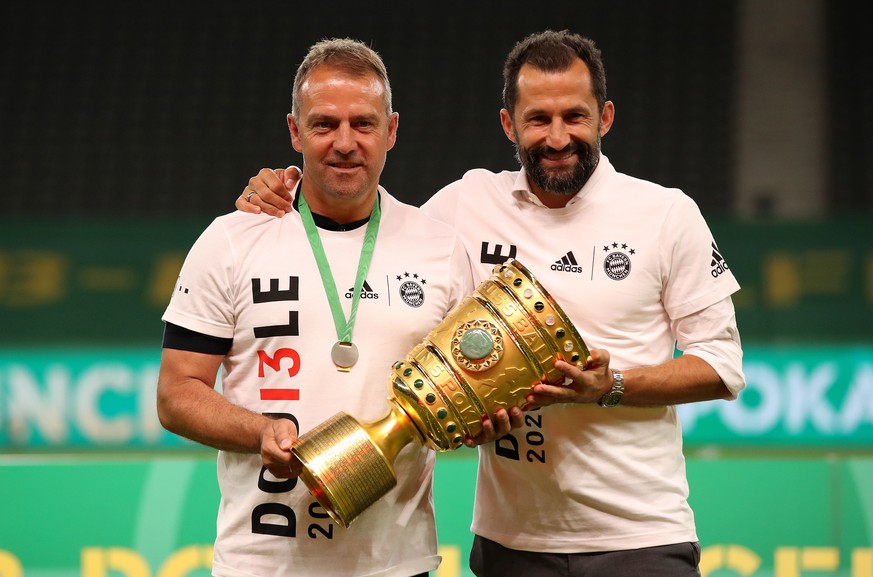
292,402,424,528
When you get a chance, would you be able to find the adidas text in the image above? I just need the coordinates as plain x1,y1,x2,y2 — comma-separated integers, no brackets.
551,263,583,274
345,291,379,299
711,262,730,278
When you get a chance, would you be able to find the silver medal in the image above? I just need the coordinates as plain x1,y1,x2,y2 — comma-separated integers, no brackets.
331,341,359,372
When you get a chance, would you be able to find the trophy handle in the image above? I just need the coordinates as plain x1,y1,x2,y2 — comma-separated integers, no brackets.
291,400,425,528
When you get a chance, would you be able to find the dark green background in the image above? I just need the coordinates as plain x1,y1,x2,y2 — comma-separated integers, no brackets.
2,218,870,345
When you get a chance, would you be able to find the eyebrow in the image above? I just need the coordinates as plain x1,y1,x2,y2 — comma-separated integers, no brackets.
523,104,592,118
306,112,382,125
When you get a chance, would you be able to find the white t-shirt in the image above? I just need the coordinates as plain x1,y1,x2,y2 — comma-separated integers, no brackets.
422,155,744,553
163,187,473,577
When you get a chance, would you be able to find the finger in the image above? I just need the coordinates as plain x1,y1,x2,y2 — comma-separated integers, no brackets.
508,406,524,428
251,169,292,216
236,191,261,214
463,416,496,448
267,444,302,479
264,458,299,479
526,386,568,405
463,431,485,448
289,453,304,477
283,165,302,189
261,420,299,478
554,359,585,381
489,407,512,437
262,442,294,478
479,417,496,441
239,169,291,218
273,419,297,450
238,184,275,217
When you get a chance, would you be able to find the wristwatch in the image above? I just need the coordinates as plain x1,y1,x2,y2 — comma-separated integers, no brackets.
598,369,625,408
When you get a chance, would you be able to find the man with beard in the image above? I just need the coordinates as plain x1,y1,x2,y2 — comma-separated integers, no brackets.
236,30,745,577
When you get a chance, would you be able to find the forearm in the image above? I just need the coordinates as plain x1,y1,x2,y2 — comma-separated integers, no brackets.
157,347,278,453
158,378,273,453
619,354,732,407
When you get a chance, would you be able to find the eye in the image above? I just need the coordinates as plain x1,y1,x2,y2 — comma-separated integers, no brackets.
566,112,590,124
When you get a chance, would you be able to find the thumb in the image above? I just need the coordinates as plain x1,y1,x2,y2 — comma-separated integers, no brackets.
587,348,610,371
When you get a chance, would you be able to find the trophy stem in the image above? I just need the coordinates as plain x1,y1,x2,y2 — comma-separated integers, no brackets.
292,401,425,528
364,400,428,463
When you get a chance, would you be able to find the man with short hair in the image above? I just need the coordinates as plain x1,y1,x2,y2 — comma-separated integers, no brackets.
158,38,478,577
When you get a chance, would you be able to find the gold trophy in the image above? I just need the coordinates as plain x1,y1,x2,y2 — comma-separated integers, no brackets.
292,259,589,527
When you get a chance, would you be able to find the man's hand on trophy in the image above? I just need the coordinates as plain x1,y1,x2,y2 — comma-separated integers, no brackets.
236,166,300,217
463,406,524,448
261,418,303,478
528,348,613,406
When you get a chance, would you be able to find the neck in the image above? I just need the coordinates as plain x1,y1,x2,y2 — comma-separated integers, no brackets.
299,182,379,224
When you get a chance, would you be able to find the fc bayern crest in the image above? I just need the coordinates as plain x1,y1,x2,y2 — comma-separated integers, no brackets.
602,242,635,280
400,280,424,307
395,271,427,308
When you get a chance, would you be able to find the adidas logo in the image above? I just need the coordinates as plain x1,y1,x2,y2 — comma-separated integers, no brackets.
551,251,583,274
345,280,379,299
710,242,730,278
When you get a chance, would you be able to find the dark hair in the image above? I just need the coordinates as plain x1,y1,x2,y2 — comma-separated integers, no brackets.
502,30,607,116
292,38,392,118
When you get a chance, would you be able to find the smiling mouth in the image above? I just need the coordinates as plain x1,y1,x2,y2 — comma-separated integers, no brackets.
535,145,579,163
539,153,576,167
327,162,363,171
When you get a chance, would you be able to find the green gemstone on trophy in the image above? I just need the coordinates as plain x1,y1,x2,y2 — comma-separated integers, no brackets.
459,327,494,360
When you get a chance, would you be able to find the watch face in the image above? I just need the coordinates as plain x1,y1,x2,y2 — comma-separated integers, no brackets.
600,369,624,407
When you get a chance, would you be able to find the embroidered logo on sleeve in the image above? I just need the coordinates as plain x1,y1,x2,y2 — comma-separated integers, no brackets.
710,242,731,278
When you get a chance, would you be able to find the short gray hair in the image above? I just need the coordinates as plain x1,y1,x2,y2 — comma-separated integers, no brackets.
291,38,393,118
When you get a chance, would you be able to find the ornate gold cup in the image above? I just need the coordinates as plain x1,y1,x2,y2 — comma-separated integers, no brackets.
291,259,589,527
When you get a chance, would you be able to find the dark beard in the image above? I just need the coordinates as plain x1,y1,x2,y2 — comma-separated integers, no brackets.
516,136,601,196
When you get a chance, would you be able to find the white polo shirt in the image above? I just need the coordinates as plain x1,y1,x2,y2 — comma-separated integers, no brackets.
422,155,744,553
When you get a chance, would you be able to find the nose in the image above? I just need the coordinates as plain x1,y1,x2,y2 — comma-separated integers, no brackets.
545,119,571,151
333,122,356,154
